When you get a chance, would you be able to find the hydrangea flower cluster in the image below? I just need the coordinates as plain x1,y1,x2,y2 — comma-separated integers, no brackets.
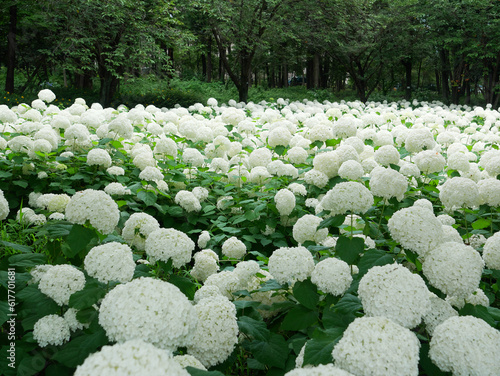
320,181,373,216
38,264,86,306
84,242,135,283
268,246,315,285
292,214,328,244
310,257,352,296
121,212,160,251
145,228,195,267
33,314,71,347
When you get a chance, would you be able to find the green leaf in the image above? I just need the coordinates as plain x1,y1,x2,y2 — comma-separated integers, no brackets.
292,279,319,310
419,343,452,376
238,316,270,341
471,218,491,230
325,138,341,147
186,367,225,376
274,145,286,156
246,333,289,369
18,352,46,376
303,328,344,366
357,249,394,276
335,236,364,265
256,279,285,292
318,215,345,230
459,304,496,327
168,274,196,300
8,253,46,268
137,190,157,206
281,305,318,331
333,293,362,315
13,180,28,188
65,225,97,258
1,241,33,253
322,308,356,330
69,283,107,310
168,206,184,216
0,301,9,326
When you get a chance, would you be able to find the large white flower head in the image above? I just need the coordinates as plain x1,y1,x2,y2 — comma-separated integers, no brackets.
404,127,436,153
423,292,458,336
86,148,112,168
387,206,443,257
479,149,500,177
447,151,470,172
249,147,273,168
65,189,119,234
374,144,400,166
36,193,71,213
429,316,500,376
414,150,446,174
285,364,355,376
439,177,480,210
369,166,408,201
182,147,205,167
320,181,374,216
268,246,315,286
38,265,86,306
175,190,202,213
74,339,190,376
268,126,292,147
122,213,160,251
338,159,364,181
139,166,164,181
423,242,484,298
287,146,308,164
84,242,135,284
311,257,352,296
482,231,500,270
0,189,9,220
292,214,328,244
477,178,500,207
332,316,420,376
186,295,238,368
98,277,197,350
33,315,70,347
221,236,247,259
145,228,195,268
190,249,219,282
203,270,240,300
303,169,329,188
275,188,296,216
38,89,56,103
358,263,430,328
312,151,341,178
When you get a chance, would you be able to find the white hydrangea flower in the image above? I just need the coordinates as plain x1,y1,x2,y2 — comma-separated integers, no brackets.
436,214,455,226
479,149,500,177
446,288,490,310
287,146,308,164
74,339,190,376
145,228,195,268
249,147,273,168
187,295,238,368
311,257,352,296
338,160,364,180
38,89,56,103
190,249,219,282
275,188,296,216
313,151,341,178
268,126,292,147
86,148,112,168
483,232,500,269
423,242,484,298
104,182,131,196
404,128,436,153
320,182,373,216
33,315,70,347
0,189,9,220
303,169,329,188
29,264,53,284
63,307,89,332
441,225,463,244
477,178,500,207
173,354,207,370
98,278,197,350
414,150,446,174
387,206,443,257
36,193,71,213
38,264,86,306
285,364,355,376
197,230,211,249
106,166,125,176
203,270,241,300
268,246,315,285
122,213,160,251
292,214,328,244
221,236,247,259
65,189,119,234
175,190,202,213
447,151,470,172
429,316,500,376
439,177,480,210
192,187,209,202
332,316,420,376
369,166,408,201
84,242,135,284
423,292,458,336
358,263,430,328
139,166,164,181
374,145,400,166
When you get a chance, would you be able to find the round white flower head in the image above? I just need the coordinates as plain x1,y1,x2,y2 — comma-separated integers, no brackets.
203,270,240,300
423,242,484,298
441,225,463,244
186,295,239,368
268,246,315,286
358,263,430,328
292,214,328,244
369,166,408,201
84,242,135,284
197,230,211,249
106,166,125,176
65,189,119,234
38,89,56,103
173,354,207,370
423,292,458,336
175,190,202,213
0,189,9,220
446,288,490,310
221,236,247,259
287,146,308,164
29,264,53,284
33,314,70,347
139,166,164,181
414,150,446,174
275,188,296,216
311,257,352,296
478,178,500,207
483,232,500,269
38,265,86,306
285,364,355,376
268,126,292,147
313,151,341,178
64,307,89,332
303,169,329,188
86,148,112,168
122,213,160,251
469,233,487,251
249,147,272,168
374,144,400,166
36,193,71,213
387,206,443,257
404,127,436,153
439,176,480,210
338,160,364,180
436,214,455,226
479,149,500,177
145,228,195,268
320,182,374,216
104,182,131,196
232,260,261,289
332,316,420,376
98,277,197,350
429,316,500,376
192,186,209,202
288,183,307,196
447,151,470,172
190,249,219,282
74,339,190,376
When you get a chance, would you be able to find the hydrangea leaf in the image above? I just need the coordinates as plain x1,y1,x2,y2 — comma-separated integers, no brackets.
136,190,157,206
303,328,344,366
237,316,270,341
68,283,107,311
292,279,319,310
357,248,395,276
2,241,33,254
246,333,288,369
186,367,225,376
335,235,364,265
65,225,97,258
318,214,346,230
281,305,318,331
51,328,108,368
8,253,46,267
471,218,491,230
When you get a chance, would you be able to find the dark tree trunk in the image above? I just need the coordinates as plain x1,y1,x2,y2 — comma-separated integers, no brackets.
206,37,212,83
402,58,412,100
5,5,17,93
435,70,441,95
281,61,288,88
313,52,320,88
439,48,450,101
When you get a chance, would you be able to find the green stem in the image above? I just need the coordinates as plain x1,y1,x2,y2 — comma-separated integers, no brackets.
463,206,470,244
377,201,386,234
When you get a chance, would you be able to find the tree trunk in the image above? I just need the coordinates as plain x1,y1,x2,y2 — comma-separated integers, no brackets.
206,37,212,83
282,61,288,88
439,48,450,102
5,5,17,93
435,70,441,95
313,52,320,88
402,58,412,101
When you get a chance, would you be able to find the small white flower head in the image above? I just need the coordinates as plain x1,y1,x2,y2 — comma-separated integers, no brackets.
33,315,70,347
374,145,400,166
268,246,315,286
292,214,328,244
429,316,500,376
439,177,480,210
86,148,112,168
197,230,211,249
436,214,455,226
423,292,458,336
64,308,89,332
358,263,431,328
320,181,374,216
190,249,219,282
221,236,247,259
482,232,500,270
268,126,292,147
404,127,436,153
182,148,205,167
104,182,131,196
311,257,352,296
38,265,86,306
74,340,190,376
447,151,470,172
275,188,296,216
122,213,160,251
332,316,420,376
287,146,308,164
36,193,71,213
192,187,209,202
313,151,341,178
478,178,500,207
287,183,307,196
106,166,125,176
303,169,329,188
175,190,202,212
369,166,408,201
84,242,135,284
98,278,197,351
38,89,56,103
138,166,164,181
145,228,195,268
423,242,484,298
338,160,364,180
